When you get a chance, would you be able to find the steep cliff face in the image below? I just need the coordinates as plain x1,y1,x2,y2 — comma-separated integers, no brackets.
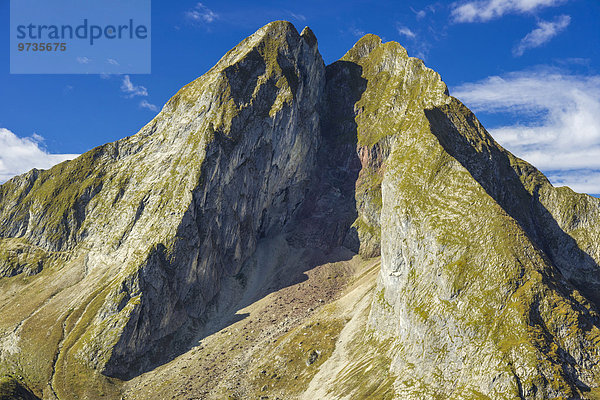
99,22,326,379
358,44,600,398
1,21,600,400
340,34,450,258
0,21,329,397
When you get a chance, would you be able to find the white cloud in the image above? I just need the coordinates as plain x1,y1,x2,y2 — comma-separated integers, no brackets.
351,28,366,37
0,129,78,183
107,58,119,65
120,76,157,111
139,100,158,112
186,3,218,24
452,69,600,194
513,15,570,56
397,26,416,38
121,75,148,97
451,0,565,23
395,24,430,60
76,56,91,64
545,170,600,195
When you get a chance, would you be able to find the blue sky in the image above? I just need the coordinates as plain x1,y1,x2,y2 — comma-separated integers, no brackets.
1,0,599,193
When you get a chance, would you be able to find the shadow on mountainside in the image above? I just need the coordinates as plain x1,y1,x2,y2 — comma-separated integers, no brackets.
108,61,368,380
424,103,600,311
191,60,368,339
426,103,600,395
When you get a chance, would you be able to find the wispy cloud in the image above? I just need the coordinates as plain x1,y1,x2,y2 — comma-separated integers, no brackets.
107,58,119,66
76,56,91,64
397,26,416,38
414,9,427,20
410,4,437,20
139,100,158,112
451,0,566,23
545,170,600,195
289,12,306,22
394,23,430,60
0,129,78,182
453,69,600,193
118,76,159,111
513,15,570,56
186,3,218,24
121,75,148,97
350,28,366,37
556,58,590,67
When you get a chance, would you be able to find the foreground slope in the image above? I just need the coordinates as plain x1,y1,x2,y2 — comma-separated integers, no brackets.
1,21,600,400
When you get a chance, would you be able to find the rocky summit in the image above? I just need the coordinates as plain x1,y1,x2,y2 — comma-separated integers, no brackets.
1,21,600,400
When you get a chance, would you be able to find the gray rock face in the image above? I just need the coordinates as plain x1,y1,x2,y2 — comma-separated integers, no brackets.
1,20,600,400
0,21,332,384
100,21,327,378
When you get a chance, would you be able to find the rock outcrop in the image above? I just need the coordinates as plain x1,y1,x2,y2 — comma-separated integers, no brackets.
349,37,600,398
1,21,599,400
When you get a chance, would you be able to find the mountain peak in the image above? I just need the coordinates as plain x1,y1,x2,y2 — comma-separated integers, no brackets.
1,21,600,400
343,33,383,60
258,20,298,35
300,26,317,47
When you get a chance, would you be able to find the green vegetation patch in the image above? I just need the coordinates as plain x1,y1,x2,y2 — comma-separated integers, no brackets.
333,329,397,399
246,313,346,398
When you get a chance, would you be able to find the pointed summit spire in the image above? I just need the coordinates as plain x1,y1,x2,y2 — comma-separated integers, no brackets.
300,26,317,47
